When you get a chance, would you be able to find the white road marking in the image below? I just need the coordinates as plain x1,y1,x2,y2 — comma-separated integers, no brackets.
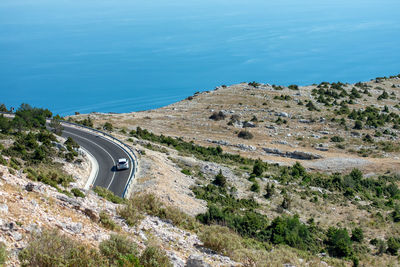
64,130,116,189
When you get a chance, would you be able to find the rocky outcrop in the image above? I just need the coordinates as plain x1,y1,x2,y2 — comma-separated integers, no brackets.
263,148,322,160
186,255,211,267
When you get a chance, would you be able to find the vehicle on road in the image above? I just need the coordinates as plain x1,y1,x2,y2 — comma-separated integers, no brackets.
116,158,129,170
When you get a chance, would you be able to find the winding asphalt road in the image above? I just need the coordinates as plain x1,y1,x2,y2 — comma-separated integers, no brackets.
61,124,133,197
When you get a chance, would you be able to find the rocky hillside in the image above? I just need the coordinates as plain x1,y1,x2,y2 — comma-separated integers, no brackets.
1,74,400,266
66,74,400,266
0,163,241,266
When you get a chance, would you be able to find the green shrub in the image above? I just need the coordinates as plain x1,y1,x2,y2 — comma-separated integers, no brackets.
199,225,244,256
99,211,120,231
326,227,353,258
139,246,172,267
281,195,292,210
181,169,191,176
25,166,74,189
274,94,292,101
94,186,125,204
386,237,400,255
265,184,275,199
377,90,389,100
19,229,105,267
238,130,253,140
118,193,199,230
129,127,257,166
0,156,7,166
248,81,260,88
250,182,260,193
351,228,364,243
268,215,318,252
252,160,264,177
103,122,113,131
306,101,318,111
209,111,226,121
353,120,363,130
99,234,138,264
71,188,85,198
0,242,7,265
330,136,344,143
291,162,306,179
213,170,226,187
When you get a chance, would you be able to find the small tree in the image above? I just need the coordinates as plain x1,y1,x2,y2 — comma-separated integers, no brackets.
49,117,63,136
354,120,363,130
351,228,364,243
250,182,260,193
252,160,264,177
291,162,306,178
281,195,292,210
213,170,226,187
103,122,113,131
64,137,79,150
387,237,400,255
265,184,275,199
326,227,353,258
0,104,8,112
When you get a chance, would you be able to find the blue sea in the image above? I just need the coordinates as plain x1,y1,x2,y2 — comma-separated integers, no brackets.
0,0,399,116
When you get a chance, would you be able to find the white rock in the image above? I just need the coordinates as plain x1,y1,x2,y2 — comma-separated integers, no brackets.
0,204,8,213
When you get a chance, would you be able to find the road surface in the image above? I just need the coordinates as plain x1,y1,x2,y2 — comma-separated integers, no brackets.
61,124,133,197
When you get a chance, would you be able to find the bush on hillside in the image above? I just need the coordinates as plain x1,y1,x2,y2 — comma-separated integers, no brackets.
19,229,105,266
386,237,400,255
71,188,85,198
99,211,120,231
199,225,244,256
238,130,253,140
94,186,125,204
351,228,364,243
139,246,172,267
99,234,138,265
325,227,353,258
103,122,113,131
209,111,226,121
213,169,226,187
118,193,199,230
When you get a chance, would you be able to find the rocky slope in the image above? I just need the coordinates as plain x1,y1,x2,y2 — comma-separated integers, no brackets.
0,163,239,266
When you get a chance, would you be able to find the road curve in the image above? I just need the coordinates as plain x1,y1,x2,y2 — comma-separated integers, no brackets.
61,124,133,197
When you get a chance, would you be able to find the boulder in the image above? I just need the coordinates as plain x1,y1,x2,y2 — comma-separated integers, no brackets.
66,222,82,234
236,144,256,151
291,151,322,160
57,195,81,209
276,112,290,118
186,255,211,267
11,231,23,241
242,121,256,128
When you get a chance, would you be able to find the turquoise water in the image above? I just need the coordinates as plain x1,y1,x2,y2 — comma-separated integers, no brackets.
0,0,399,115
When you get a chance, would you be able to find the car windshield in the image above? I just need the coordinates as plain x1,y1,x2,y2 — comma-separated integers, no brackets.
118,160,126,164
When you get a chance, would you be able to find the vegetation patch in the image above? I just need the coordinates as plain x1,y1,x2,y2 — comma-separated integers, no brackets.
94,186,125,204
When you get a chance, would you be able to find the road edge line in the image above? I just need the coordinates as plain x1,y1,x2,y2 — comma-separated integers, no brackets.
80,147,99,190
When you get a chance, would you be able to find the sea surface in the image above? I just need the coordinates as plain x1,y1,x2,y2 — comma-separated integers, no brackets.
0,0,399,115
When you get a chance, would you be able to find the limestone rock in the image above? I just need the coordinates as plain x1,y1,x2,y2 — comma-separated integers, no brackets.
0,203,8,213
186,255,211,267
66,222,82,234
